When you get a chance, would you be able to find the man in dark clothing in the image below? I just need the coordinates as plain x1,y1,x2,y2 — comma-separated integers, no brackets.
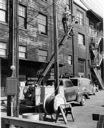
62,6,71,33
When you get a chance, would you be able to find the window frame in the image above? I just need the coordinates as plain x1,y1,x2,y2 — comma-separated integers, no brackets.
38,49,47,62
77,10,84,26
18,4,27,29
19,46,26,59
78,59,85,73
89,21,97,36
78,33,85,46
68,55,72,65
0,0,8,22
37,13,48,35
0,42,7,57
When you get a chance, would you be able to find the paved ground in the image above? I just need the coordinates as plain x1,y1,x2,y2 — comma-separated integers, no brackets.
66,90,104,128
1,90,104,128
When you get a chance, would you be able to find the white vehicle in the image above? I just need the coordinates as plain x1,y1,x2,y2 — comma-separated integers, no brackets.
46,78,87,106
70,77,96,95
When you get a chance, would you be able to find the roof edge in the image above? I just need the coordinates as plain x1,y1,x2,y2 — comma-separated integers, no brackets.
74,0,88,11
87,9,103,22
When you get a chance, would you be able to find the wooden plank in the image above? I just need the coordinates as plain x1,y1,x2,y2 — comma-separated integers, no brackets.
59,106,67,124
1,116,68,128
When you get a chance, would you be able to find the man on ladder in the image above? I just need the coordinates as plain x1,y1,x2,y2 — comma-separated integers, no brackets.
62,6,71,34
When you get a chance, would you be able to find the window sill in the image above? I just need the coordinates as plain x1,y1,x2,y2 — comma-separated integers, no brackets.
78,44,86,49
19,27,27,31
19,57,26,60
0,21,8,26
0,55,7,58
38,32,48,38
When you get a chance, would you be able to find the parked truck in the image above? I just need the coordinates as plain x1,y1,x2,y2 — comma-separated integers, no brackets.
46,78,87,106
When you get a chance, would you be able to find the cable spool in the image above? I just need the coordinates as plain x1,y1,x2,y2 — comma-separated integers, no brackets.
44,94,65,115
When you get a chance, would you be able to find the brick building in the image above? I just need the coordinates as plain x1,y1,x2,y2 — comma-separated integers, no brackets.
0,0,103,96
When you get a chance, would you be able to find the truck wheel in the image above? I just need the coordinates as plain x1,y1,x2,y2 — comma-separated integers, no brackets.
80,95,86,106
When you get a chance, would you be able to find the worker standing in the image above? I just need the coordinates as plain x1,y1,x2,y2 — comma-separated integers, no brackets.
62,6,71,34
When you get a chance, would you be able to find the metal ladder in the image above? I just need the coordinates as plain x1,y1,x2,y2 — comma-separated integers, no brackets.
93,68,104,89
90,37,104,89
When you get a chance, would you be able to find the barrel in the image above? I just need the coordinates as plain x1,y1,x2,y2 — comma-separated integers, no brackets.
44,94,65,115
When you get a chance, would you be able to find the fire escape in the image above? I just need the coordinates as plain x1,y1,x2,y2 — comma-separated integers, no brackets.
89,36,104,89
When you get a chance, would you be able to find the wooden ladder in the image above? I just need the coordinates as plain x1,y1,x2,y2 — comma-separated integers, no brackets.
55,103,74,124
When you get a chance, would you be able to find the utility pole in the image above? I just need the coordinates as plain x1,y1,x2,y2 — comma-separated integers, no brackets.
0,58,1,87
7,0,19,117
70,0,75,77
53,0,59,95
101,17,104,83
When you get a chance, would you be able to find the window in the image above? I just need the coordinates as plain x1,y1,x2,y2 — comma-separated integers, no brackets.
89,22,97,37
37,13,47,35
59,80,73,87
18,4,27,28
57,0,69,8
41,0,47,1
59,80,63,86
78,33,85,45
38,49,47,62
65,80,73,87
0,43,6,56
77,10,84,25
0,0,7,22
68,55,72,65
78,59,85,73
70,79,78,86
19,46,26,58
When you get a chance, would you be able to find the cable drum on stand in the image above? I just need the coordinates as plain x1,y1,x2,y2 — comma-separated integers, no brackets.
44,95,55,115
44,94,65,115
